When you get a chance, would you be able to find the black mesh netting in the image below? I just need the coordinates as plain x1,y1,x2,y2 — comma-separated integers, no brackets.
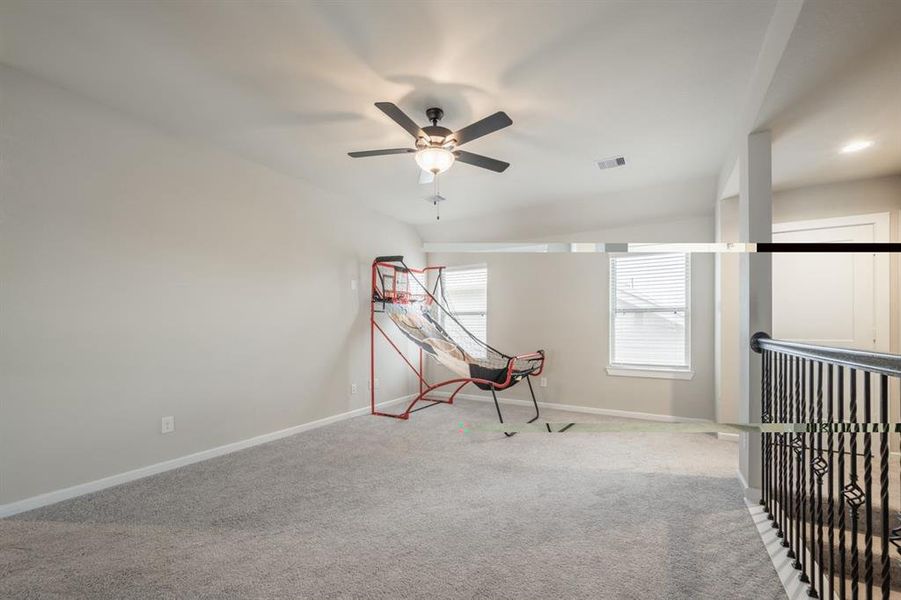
379,265,542,391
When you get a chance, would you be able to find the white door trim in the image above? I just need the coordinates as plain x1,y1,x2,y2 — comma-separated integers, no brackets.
773,211,890,239
773,211,891,351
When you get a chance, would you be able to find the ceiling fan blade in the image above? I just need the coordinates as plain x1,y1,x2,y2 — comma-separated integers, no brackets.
418,169,434,184
348,148,415,158
450,111,512,146
454,150,510,173
375,102,425,139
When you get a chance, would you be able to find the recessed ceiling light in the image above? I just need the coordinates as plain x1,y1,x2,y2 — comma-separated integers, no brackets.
840,140,873,153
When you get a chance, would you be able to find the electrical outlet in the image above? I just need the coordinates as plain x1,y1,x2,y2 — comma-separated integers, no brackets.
161,416,175,434
351,383,357,394
351,279,357,291
540,377,548,388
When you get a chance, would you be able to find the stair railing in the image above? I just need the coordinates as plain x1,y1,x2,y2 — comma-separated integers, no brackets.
752,332,901,599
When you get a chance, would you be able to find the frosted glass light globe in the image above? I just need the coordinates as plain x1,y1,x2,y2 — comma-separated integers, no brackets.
415,147,455,174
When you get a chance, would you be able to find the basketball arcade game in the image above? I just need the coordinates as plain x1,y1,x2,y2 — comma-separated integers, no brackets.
369,256,547,435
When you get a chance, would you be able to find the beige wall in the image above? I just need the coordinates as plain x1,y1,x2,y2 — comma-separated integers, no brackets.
0,67,423,504
415,179,716,243
716,202,742,423
425,216,716,420
716,175,901,423
532,215,715,244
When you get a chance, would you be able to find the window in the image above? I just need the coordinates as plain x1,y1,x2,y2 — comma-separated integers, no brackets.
609,253,691,377
441,265,488,358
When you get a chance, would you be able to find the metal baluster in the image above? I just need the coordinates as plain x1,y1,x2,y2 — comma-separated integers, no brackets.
827,363,836,600
766,352,779,526
762,349,770,514
863,372,874,600
790,356,800,565
847,369,861,600
889,398,901,554
878,374,890,599
812,361,826,598
800,358,811,586
767,351,775,522
839,366,847,600
778,353,788,544
894,371,901,570
766,352,782,529
806,359,817,594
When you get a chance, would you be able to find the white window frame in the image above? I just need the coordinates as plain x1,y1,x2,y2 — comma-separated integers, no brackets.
607,252,693,380
440,264,488,358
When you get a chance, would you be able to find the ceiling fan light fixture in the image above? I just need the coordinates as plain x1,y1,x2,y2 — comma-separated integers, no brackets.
415,147,455,174
349,103,512,176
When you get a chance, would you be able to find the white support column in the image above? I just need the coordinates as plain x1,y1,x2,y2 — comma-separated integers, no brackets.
738,130,772,499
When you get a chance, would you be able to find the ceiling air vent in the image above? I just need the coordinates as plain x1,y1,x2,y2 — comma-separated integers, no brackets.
596,156,626,170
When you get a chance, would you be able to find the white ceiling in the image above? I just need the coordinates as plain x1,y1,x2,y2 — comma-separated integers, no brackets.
760,0,901,191
716,0,901,199
0,0,778,224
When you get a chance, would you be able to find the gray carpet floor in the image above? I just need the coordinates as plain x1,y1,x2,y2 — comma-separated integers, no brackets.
1,399,783,599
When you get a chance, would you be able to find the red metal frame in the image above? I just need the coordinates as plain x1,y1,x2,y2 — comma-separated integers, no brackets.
370,258,545,420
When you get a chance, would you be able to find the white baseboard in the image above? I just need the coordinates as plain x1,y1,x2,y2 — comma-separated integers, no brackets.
717,432,740,442
440,392,711,423
746,500,814,600
0,394,413,519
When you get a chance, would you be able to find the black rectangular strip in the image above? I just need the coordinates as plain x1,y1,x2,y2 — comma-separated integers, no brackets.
757,242,901,253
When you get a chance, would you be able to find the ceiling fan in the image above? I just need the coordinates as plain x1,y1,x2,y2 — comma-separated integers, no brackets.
348,103,512,181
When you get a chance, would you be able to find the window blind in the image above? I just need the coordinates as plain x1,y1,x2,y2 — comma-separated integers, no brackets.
442,265,487,358
610,253,690,369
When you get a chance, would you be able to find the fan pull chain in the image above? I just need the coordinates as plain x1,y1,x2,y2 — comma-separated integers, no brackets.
434,175,440,221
